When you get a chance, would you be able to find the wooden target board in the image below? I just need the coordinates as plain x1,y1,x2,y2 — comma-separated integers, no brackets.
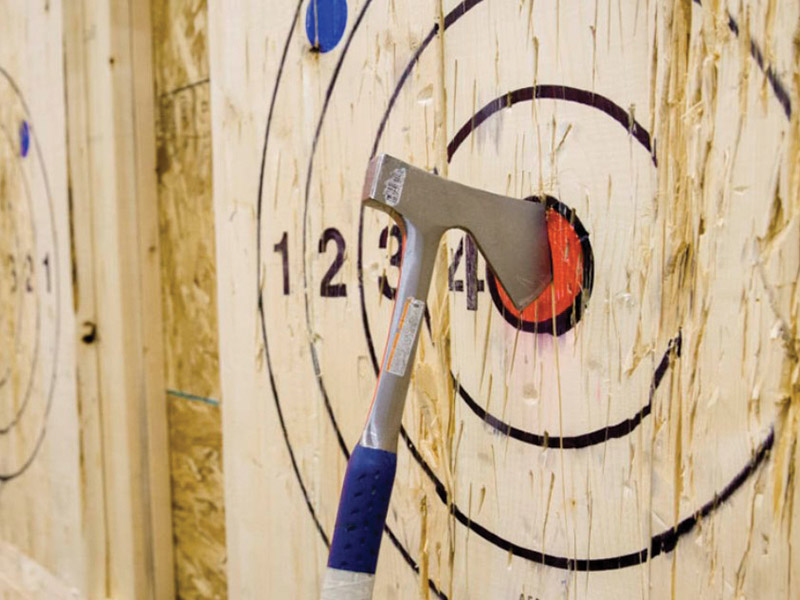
0,1,85,594
0,60,60,484
210,0,800,597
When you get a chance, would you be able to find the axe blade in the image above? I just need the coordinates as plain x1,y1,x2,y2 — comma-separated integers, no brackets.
363,153,552,310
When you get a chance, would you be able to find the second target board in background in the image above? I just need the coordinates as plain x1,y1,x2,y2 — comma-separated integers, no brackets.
0,66,60,483
257,0,797,597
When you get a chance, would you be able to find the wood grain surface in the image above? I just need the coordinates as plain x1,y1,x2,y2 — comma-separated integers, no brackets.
209,0,800,597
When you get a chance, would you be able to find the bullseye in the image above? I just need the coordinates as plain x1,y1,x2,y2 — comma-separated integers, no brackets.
488,197,593,336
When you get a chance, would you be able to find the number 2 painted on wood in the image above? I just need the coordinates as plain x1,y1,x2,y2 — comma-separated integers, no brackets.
318,227,347,298
273,228,349,298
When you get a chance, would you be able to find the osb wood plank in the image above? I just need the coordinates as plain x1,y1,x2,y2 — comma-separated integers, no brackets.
154,84,218,397
211,0,799,597
62,0,174,597
0,1,87,595
152,0,209,94
166,399,226,598
151,0,227,598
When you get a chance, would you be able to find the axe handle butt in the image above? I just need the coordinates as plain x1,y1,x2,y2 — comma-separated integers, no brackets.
324,444,397,595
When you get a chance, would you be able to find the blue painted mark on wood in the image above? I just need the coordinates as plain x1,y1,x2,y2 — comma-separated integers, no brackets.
305,0,347,53
167,388,220,407
19,121,29,157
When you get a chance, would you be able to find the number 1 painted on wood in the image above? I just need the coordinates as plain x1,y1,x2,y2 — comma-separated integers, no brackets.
274,231,289,295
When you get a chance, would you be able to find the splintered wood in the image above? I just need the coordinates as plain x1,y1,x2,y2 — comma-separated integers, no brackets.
210,0,799,597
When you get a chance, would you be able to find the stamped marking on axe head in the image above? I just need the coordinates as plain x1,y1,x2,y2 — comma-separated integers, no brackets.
382,167,407,207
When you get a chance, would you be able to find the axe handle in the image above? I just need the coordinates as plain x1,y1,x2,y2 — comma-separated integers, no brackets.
321,445,395,599
323,218,437,599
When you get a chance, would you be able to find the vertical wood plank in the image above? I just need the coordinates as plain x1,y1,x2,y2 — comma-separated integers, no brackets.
62,0,109,594
63,0,174,597
208,2,267,595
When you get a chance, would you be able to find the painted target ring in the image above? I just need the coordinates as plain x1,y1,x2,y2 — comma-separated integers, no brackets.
0,66,61,482
257,0,792,595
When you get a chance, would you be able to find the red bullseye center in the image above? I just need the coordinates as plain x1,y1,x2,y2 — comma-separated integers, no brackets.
495,208,584,322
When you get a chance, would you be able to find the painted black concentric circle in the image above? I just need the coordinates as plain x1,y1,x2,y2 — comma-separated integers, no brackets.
256,0,790,586
0,66,61,482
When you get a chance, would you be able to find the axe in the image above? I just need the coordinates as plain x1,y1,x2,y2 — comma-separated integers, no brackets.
321,154,552,598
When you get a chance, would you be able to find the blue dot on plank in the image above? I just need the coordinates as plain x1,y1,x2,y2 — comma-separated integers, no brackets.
19,121,29,158
305,0,347,53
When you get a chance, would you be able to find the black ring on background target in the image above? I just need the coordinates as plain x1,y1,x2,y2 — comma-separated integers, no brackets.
0,122,42,435
0,123,30,390
0,65,61,482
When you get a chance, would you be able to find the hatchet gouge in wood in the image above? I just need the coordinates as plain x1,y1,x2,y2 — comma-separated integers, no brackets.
321,154,552,599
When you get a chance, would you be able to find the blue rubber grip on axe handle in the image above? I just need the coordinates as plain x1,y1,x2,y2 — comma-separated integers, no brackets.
327,444,397,574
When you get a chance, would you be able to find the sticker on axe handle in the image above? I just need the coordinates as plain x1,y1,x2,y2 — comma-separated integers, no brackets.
386,297,425,376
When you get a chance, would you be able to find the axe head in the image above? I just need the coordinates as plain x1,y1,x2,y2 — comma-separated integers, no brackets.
363,154,552,310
